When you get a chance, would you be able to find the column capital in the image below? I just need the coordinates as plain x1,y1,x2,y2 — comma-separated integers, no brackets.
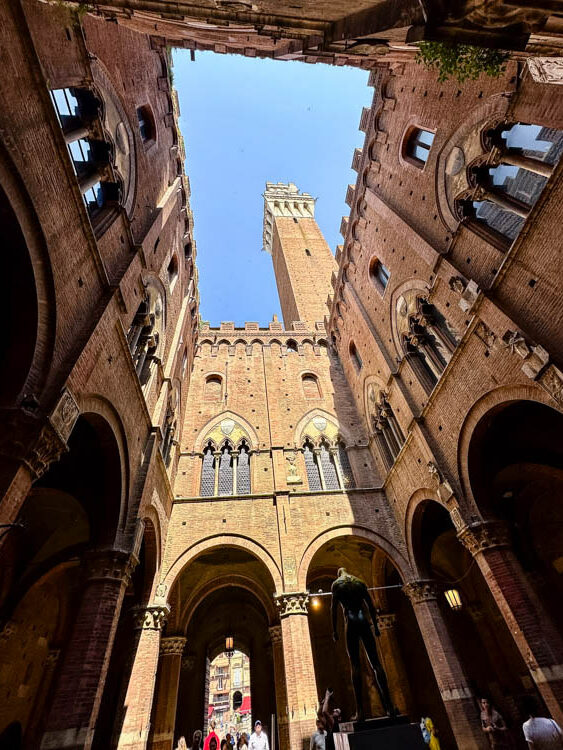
132,604,170,631
402,580,440,604
83,548,138,586
274,592,309,617
160,636,186,656
457,521,511,556
376,613,398,630
269,624,282,644
24,422,67,480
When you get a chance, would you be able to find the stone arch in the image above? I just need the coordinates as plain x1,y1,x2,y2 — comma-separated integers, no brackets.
76,393,130,535
389,278,430,359
193,411,259,453
403,488,454,578
297,525,412,590
162,535,283,595
293,408,354,448
140,502,164,582
0,141,55,405
140,272,168,357
456,382,559,512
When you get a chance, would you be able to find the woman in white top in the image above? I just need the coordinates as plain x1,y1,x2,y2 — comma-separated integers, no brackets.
521,695,563,749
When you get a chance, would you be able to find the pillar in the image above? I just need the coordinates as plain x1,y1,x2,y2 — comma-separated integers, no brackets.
40,548,137,750
149,636,186,750
274,593,318,750
480,188,530,219
402,581,487,750
499,151,553,178
459,521,563,725
269,626,289,750
115,604,170,750
375,614,413,717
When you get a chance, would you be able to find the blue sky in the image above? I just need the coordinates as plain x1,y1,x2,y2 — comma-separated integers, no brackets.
173,51,370,326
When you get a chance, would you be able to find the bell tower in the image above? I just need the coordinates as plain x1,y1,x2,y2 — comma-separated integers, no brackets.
263,182,337,329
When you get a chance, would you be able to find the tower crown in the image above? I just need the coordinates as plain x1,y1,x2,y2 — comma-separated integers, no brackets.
262,182,316,255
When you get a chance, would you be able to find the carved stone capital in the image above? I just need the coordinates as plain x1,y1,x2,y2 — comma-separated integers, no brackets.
132,604,170,631
160,636,186,656
274,592,309,617
402,580,439,605
83,548,138,587
25,423,67,480
457,521,510,556
376,613,397,631
269,625,282,645
540,365,563,407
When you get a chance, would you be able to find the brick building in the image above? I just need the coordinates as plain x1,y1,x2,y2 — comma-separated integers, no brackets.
1,2,563,750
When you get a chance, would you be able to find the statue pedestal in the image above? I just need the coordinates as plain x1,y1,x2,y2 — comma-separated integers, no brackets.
335,716,426,750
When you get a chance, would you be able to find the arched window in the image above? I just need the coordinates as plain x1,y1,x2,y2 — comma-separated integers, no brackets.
137,105,156,144
404,127,435,167
350,341,362,372
50,87,120,232
369,258,390,294
302,374,321,399
237,440,251,494
372,396,405,471
127,293,162,388
233,691,243,711
218,444,234,496
318,441,339,490
204,375,223,401
337,442,355,489
167,255,179,289
403,297,457,394
200,443,216,497
286,340,298,354
303,440,322,491
182,349,188,378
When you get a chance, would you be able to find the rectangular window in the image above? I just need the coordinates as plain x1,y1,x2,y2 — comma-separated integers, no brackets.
407,128,435,166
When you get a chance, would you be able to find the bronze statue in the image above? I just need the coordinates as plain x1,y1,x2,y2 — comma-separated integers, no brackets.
331,567,394,721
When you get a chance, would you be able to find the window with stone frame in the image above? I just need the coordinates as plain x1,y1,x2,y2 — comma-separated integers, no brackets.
350,341,363,372
319,441,340,490
303,440,322,491
372,397,405,471
369,258,390,294
404,127,435,167
218,444,234,496
136,104,156,144
302,373,321,399
200,443,216,497
237,440,251,494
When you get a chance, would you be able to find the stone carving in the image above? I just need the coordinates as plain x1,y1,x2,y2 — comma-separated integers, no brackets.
274,592,309,617
132,604,170,631
376,613,397,631
285,452,301,484
25,424,66,480
50,388,80,443
155,582,168,599
527,58,563,85
269,625,282,645
313,417,327,432
160,636,187,656
540,365,563,407
448,276,466,295
402,580,439,604
474,320,497,351
502,330,550,380
220,418,235,435
449,505,465,532
459,279,480,312
427,461,454,502
84,548,138,586
457,521,510,556
445,147,465,177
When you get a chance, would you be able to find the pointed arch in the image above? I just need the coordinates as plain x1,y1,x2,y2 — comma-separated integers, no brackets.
193,410,259,453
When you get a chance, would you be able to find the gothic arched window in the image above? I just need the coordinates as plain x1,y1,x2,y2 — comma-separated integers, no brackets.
337,442,355,489
319,441,339,490
200,443,216,497
372,396,405,471
218,444,234,496
127,292,163,388
237,440,251,494
303,440,322,491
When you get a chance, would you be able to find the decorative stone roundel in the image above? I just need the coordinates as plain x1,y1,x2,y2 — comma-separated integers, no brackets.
445,146,465,176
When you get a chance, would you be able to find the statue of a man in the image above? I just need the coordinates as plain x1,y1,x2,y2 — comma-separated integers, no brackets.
331,567,394,721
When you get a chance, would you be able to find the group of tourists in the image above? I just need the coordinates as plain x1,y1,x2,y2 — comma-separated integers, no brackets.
479,695,563,749
177,720,268,750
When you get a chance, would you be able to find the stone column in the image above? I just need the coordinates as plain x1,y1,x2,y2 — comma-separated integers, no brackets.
149,636,186,750
479,188,530,218
115,604,170,750
274,593,318,750
402,581,486,750
269,625,289,750
40,549,137,750
459,521,563,725
499,151,553,178
375,613,412,717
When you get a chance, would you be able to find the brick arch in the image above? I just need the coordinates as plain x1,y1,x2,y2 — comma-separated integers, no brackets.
297,525,413,590
140,501,164,583
457,382,562,512
180,573,278,631
403,487,451,578
75,393,130,536
162,534,283,595
193,410,260,453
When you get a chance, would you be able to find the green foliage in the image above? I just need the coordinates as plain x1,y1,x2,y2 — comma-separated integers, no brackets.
416,42,509,83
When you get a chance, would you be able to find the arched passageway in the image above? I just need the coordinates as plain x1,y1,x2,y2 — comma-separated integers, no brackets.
305,533,453,745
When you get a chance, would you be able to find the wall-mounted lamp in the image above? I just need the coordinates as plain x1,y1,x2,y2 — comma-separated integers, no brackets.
444,588,462,611
225,635,234,658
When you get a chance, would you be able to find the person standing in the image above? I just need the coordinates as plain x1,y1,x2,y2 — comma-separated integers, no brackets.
204,721,220,750
521,695,563,749
321,688,341,750
310,717,327,750
176,737,188,750
480,697,510,748
237,733,248,750
249,721,269,750
191,731,203,750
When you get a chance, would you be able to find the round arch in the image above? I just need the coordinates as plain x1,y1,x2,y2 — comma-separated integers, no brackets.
456,382,560,511
162,535,283,596
297,525,412,590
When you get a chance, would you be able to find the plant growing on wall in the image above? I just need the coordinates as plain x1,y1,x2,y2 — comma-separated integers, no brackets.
416,41,509,83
